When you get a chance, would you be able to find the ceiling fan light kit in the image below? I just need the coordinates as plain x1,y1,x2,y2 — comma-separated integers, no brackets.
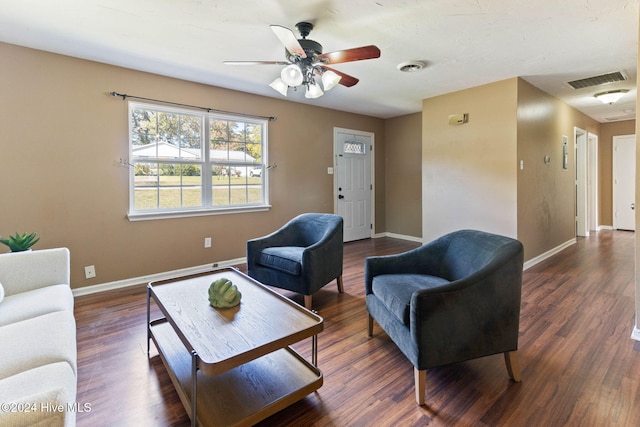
305,83,324,99
269,78,289,96
281,64,304,86
321,70,342,91
224,21,381,99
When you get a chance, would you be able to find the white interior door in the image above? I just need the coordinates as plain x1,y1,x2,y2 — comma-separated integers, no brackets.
334,129,372,242
613,134,636,231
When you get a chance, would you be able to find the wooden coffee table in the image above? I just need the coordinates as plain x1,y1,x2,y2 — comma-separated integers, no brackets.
147,267,323,427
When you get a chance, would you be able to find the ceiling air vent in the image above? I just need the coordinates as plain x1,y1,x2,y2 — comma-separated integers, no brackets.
567,71,628,89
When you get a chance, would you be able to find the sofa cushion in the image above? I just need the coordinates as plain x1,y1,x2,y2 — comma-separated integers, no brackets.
372,274,450,325
0,284,73,327
0,311,77,379
0,362,77,427
0,248,70,296
257,246,304,275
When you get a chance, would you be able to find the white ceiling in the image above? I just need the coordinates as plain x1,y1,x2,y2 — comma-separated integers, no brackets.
0,0,637,121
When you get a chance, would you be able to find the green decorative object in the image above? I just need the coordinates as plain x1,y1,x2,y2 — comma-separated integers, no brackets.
0,232,40,252
208,277,241,308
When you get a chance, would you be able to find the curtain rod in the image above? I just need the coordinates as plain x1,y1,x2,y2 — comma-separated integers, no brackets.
110,91,277,121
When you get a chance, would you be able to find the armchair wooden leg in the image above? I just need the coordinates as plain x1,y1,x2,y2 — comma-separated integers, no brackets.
414,368,426,406
303,295,313,310
367,314,374,337
336,275,344,293
504,351,521,382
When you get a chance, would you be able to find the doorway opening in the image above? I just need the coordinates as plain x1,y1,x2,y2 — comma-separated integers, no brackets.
575,127,598,236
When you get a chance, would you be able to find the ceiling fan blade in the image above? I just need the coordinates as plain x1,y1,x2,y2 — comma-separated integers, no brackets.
322,66,359,87
223,60,290,66
318,45,381,64
270,25,307,58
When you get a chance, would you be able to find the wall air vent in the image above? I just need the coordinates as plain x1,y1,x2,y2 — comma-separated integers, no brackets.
567,71,628,89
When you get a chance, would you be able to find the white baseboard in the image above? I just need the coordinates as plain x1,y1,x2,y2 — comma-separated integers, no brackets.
631,326,640,342
373,232,423,243
598,225,614,231
72,233,581,296
73,232,425,297
72,257,246,297
523,238,577,270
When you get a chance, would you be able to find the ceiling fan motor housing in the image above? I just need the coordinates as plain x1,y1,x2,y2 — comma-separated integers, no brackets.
287,39,323,63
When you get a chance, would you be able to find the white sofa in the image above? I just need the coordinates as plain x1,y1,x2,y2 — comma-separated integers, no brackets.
0,248,77,427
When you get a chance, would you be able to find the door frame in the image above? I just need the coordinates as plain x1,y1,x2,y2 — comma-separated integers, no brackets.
587,133,598,232
333,127,375,238
575,128,588,236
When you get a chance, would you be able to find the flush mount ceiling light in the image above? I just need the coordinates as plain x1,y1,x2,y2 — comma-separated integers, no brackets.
224,22,381,98
397,61,426,72
594,89,629,104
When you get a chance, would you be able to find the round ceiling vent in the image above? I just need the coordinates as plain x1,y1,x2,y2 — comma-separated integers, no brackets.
397,61,426,72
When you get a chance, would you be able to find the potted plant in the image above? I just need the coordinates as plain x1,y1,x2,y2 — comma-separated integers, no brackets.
0,232,40,252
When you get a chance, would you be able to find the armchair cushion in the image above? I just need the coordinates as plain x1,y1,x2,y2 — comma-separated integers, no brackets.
372,274,450,325
258,246,304,276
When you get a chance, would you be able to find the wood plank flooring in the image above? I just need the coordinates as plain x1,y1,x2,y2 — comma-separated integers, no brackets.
74,231,640,426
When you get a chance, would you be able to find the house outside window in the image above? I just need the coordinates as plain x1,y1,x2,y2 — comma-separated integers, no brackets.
128,102,269,220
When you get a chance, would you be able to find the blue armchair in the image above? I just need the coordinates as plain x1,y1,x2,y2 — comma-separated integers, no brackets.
247,213,344,309
365,229,524,405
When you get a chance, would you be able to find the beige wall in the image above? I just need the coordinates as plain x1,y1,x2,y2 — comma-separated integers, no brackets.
0,42,386,288
422,78,519,242
384,112,422,238
516,79,600,260
600,120,637,226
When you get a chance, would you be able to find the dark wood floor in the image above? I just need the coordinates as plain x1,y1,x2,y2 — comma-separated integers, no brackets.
74,231,640,426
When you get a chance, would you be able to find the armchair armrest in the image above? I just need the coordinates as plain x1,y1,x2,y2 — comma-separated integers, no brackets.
0,248,70,296
409,244,523,367
301,223,343,280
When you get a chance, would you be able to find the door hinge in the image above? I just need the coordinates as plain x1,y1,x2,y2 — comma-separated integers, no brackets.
370,223,373,229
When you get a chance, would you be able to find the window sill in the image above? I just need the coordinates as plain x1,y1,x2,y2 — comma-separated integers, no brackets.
127,205,271,221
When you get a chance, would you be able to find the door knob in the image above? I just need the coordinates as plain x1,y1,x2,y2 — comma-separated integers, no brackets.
338,195,344,199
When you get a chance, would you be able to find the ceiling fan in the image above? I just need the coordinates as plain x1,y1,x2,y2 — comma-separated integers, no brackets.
224,22,381,98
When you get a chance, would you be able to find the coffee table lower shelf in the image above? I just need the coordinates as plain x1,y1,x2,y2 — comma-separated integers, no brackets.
150,320,323,427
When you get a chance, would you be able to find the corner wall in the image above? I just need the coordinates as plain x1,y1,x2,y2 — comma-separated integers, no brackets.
516,79,599,260
384,112,422,239
422,79,519,243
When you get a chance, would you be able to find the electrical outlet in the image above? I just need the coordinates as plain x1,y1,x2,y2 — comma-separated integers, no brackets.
84,265,96,279
204,237,212,248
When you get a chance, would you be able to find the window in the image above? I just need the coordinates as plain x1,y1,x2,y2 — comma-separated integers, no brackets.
128,102,269,220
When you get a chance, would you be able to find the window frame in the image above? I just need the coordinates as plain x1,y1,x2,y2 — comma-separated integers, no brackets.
127,102,270,221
